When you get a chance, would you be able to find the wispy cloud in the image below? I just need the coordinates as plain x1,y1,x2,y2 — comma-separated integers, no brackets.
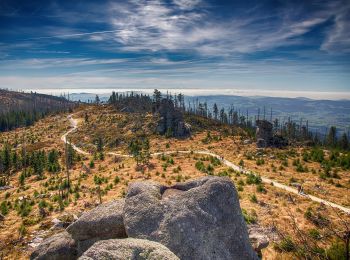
4,0,348,56
321,4,350,52
0,58,127,69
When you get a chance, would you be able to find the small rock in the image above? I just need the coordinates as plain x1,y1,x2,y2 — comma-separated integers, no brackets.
39,207,48,218
28,230,49,248
243,139,252,145
248,225,270,256
50,218,64,230
0,185,13,191
79,238,179,260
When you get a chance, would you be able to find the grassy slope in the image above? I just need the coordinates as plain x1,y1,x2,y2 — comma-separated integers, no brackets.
0,104,349,259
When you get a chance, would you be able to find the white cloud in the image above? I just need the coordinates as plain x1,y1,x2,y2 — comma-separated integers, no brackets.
10,0,347,56
321,5,350,53
99,0,338,56
0,58,127,69
173,0,201,10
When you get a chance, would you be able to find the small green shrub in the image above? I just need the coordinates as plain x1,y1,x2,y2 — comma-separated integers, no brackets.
275,236,296,252
250,194,258,203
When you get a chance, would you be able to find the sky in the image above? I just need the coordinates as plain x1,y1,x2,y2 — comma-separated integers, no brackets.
0,0,350,99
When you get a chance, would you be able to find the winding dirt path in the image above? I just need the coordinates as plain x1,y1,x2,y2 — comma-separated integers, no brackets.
61,115,89,156
62,114,350,214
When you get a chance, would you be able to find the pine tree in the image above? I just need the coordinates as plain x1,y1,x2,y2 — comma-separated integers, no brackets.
339,133,349,150
213,103,218,120
326,126,337,148
153,89,162,110
95,95,100,105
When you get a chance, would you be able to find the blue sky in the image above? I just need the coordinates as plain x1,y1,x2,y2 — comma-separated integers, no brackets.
0,0,349,98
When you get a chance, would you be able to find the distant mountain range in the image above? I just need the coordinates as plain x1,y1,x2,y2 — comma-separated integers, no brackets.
187,95,350,135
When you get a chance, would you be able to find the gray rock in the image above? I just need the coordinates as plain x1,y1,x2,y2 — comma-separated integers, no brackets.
0,185,13,191
124,176,257,260
67,199,126,241
50,218,64,230
79,238,179,260
30,231,77,260
156,99,190,137
248,224,269,256
76,237,100,256
243,139,252,145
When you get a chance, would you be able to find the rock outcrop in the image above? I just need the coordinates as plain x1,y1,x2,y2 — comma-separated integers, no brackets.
79,238,179,260
156,99,190,138
124,176,257,260
256,120,287,148
31,177,257,260
256,120,273,148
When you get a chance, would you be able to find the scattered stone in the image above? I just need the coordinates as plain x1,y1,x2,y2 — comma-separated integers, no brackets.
243,139,252,145
0,213,5,222
19,196,27,201
39,207,48,218
0,185,13,191
124,176,257,260
79,238,179,260
50,218,64,230
29,230,50,248
30,231,77,260
67,199,126,241
248,225,269,256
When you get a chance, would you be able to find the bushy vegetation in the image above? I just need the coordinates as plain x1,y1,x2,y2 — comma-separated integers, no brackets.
246,173,262,185
0,142,78,187
194,156,220,175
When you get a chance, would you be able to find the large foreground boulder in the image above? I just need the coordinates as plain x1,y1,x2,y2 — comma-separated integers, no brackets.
124,176,257,260
79,238,179,260
67,199,126,241
30,231,77,260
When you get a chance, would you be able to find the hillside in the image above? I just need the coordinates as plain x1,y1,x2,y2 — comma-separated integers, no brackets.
0,102,349,259
67,92,350,136
0,89,75,132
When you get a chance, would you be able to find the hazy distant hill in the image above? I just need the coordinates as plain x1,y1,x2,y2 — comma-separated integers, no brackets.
189,95,350,135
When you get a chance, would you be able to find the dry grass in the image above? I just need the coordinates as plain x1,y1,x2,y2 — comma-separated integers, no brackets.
0,105,349,259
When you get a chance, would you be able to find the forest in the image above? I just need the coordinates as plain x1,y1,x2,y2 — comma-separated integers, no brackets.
0,89,75,132
107,89,349,151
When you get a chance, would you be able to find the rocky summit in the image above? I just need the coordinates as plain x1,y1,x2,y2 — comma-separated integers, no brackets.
31,176,257,260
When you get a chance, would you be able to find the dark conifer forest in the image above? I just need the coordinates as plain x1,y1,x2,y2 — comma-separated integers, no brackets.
0,89,75,132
